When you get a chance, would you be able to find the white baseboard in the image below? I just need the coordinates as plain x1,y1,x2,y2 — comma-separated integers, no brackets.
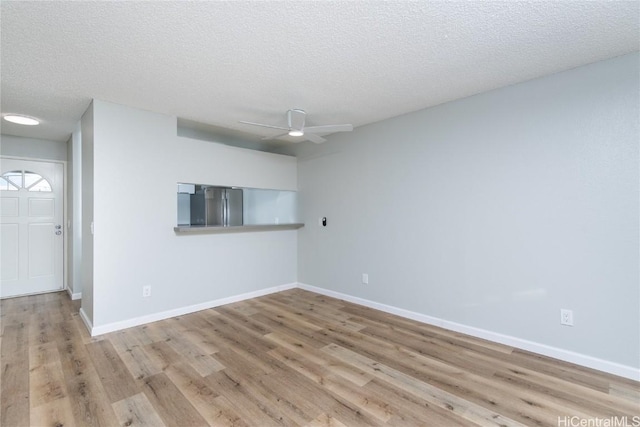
297,283,640,381
88,283,297,337
80,280,639,381
66,287,82,300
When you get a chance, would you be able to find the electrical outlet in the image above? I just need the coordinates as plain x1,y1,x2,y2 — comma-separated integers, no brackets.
560,309,573,326
143,285,151,298
362,273,369,284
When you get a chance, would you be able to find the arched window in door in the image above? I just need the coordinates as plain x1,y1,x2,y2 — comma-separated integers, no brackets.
0,170,52,192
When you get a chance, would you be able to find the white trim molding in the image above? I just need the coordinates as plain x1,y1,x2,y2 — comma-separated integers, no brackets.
88,283,297,337
297,283,640,382
66,287,82,300
80,280,639,381
79,307,93,333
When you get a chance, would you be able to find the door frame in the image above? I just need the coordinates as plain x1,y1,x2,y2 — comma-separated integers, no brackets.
0,155,68,298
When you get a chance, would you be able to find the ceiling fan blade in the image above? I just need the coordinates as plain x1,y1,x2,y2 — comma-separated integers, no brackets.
305,133,327,144
239,120,289,131
304,124,353,134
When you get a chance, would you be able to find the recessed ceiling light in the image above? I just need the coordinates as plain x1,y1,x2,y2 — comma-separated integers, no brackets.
288,130,304,137
3,115,40,126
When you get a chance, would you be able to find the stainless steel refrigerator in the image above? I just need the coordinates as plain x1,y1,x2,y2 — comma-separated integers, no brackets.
190,186,243,226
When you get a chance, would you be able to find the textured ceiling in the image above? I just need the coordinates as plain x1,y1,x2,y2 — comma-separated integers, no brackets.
1,1,638,148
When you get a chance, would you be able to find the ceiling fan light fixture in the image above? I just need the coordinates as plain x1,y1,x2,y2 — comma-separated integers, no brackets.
3,114,40,126
288,129,304,137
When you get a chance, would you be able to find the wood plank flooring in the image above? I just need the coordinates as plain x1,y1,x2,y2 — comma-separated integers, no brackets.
1,289,638,426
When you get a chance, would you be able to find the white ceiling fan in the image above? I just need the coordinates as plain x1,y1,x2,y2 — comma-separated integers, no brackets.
239,109,353,143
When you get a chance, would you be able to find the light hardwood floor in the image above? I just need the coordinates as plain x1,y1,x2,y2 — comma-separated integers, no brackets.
1,289,638,427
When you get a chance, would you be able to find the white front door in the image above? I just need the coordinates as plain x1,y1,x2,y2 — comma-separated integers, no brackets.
1,158,64,298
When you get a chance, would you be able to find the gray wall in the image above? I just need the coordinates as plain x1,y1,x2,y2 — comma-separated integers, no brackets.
0,134,68,161
297,53,639,369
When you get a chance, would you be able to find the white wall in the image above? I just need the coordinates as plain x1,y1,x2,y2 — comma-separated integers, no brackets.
244,189,298,225
0,135,68,161
66,134,73,294
297,53,639,372
89,100,297,329
67,123,82,298
81,103,94,322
